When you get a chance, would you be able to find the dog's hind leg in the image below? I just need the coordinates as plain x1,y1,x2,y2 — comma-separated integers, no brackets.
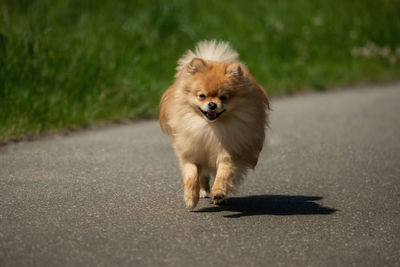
199,171,210,198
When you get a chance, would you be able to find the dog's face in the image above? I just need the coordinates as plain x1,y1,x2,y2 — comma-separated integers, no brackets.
182,58,249,122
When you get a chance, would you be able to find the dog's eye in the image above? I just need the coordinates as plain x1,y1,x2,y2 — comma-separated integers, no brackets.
198,94,206,100
219,95,228,101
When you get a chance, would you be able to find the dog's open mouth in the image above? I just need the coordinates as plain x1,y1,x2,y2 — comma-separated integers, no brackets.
199,108,225,121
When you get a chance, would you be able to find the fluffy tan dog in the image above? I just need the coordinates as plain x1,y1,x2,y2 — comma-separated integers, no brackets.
159,40,270,209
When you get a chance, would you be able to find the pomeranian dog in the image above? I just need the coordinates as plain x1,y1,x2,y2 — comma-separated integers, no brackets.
159,40,270,209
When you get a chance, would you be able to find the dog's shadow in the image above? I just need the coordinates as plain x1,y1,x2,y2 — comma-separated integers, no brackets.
195,195,337,218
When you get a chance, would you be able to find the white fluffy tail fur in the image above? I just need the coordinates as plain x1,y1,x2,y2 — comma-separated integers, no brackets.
176,40,239,73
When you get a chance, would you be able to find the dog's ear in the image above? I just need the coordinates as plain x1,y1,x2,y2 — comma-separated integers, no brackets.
187,58,206,74
226,62,243,77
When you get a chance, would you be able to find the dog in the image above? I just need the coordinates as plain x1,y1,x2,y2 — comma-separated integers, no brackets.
159,40,270,209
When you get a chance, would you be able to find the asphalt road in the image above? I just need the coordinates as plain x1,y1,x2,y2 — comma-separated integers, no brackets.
1,84,400,267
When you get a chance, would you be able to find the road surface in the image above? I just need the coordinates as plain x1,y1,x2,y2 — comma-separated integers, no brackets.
1,84,400,266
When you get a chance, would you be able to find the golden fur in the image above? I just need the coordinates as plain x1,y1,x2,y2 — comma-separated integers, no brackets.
159,40,270,209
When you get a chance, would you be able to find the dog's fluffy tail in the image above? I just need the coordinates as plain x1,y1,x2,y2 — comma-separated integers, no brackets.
176,40,239,74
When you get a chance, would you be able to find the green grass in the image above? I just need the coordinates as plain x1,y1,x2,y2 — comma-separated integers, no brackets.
1,0,400,142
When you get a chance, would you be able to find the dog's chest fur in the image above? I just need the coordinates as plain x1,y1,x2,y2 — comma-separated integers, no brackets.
171,111,261,168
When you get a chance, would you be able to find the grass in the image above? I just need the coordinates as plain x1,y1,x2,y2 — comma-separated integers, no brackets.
1,0,400,142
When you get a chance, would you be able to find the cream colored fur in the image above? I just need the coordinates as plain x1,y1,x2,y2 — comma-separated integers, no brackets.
176,40,239,75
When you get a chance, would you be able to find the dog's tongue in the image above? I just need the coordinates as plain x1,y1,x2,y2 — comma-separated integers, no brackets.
208,112,216,117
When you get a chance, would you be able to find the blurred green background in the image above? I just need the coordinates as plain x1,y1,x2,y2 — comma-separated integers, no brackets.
1,0,400,142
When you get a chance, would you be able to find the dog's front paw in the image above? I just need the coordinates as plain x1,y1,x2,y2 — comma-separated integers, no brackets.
210,189,226,205
184,191,199,210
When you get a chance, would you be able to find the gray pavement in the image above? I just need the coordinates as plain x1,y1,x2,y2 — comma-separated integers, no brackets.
1,84,400,266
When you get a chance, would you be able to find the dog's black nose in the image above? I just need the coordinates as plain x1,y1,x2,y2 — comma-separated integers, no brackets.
208,102,217,110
